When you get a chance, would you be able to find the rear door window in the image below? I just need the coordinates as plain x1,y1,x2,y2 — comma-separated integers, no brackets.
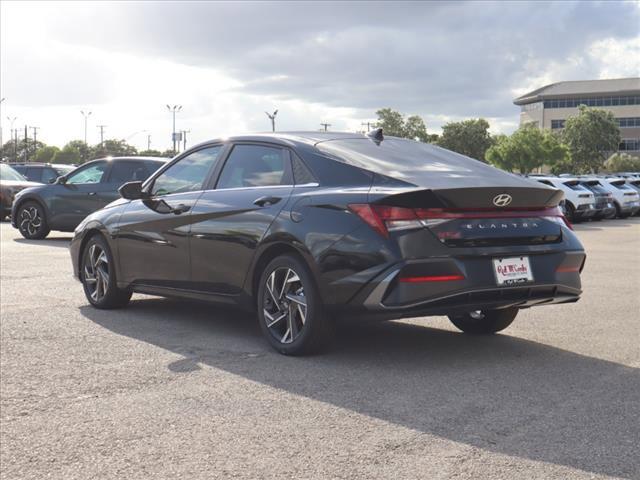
24,167,42,182
216,144,291,189
107,161,153,185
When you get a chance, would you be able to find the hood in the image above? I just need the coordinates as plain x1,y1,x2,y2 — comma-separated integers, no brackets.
1,180,41,189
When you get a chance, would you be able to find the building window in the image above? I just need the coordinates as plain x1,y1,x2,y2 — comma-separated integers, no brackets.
616,117,640,128
619,139,640,151
542,95,640,109
551,119,565,129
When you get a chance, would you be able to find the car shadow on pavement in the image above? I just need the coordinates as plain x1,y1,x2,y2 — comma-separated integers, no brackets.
13,237,72,248
81,298,639,479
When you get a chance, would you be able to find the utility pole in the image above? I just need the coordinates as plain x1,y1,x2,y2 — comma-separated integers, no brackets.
147,134,151,151
166,105,182,153
265,109,278,132
181,130,190,151
97,125,106,147
24,125,28,162
361,121,376,132
320,122,331,132
80,110,92,144
0,98,5,157
30,126,40,158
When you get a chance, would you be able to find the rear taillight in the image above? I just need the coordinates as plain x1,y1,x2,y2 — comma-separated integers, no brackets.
348,204,573,237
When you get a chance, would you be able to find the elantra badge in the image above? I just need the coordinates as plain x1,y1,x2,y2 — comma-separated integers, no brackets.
493,194,512,207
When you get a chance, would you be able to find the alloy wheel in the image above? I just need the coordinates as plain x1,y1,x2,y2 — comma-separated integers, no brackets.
263,267,307,344
19,206,42,237
83,244,110,302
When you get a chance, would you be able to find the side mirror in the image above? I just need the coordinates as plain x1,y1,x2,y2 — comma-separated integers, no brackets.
55,176,67,184
119,181,147,200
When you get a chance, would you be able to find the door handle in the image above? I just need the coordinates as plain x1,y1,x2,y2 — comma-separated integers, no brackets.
171,203,191,215
87,192,97,196
253,196,282,207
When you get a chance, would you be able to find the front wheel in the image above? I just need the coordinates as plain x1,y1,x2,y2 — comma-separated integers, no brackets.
81,235,132,309
448,307,518,334
257,255,333,355
17,201,50,239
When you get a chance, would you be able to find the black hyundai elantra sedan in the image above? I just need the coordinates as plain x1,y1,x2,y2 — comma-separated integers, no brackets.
70,131,585,355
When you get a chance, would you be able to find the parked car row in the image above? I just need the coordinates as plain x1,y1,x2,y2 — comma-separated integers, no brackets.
6,157,167,238
526,173,640,222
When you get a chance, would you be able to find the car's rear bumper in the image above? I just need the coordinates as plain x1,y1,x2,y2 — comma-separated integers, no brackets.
349,250,584,318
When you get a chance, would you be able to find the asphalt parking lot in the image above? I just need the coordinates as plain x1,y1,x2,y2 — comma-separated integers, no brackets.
1,219,638,480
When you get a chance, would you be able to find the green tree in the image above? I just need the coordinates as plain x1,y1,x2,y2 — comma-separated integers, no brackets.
375,108,430,141
604,153,640,172
375,108,406,137
160,149,177,158
486,125,569,174
561,105,621,173
52,144,81,164
65,140,91,163
34,145,61,163
90,139,138,159
437,118,494,162
138,149,168,157
404,115,430,142
0,139,45,163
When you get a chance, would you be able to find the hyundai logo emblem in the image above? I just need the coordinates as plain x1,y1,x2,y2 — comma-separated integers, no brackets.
493,194,512,207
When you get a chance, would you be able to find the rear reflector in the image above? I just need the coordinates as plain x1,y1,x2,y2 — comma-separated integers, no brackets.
556,266,580,273
348,204,573,236
398,274,465,283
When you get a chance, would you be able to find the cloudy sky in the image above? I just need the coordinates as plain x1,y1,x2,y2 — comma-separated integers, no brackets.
1,0,639,152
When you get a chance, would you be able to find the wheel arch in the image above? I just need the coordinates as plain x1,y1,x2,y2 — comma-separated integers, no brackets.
246,240,324,307
75,224,120,281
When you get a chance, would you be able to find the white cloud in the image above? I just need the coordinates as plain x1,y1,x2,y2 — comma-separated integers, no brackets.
1,1,638,148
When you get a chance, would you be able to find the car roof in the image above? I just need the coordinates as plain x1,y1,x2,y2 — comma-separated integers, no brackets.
92,156,168,162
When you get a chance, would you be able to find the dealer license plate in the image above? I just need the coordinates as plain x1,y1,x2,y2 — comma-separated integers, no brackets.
493,256,534,286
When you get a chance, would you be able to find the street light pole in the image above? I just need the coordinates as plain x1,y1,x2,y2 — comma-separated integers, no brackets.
320,122,331,131
265,109,278,132
166,105,182,153
80,110,92,144
147,134,151,151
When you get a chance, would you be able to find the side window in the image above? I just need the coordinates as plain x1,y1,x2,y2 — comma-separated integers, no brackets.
108,161,152,185
66,162,108,185
216,145,291,189
41,168,58,184
292,154,317,185
151,146,222,196
24,168,41,182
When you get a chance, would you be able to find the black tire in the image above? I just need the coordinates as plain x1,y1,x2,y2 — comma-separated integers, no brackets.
81,234,132,309
17,201,50,239
565,202,578,223
448,307,518,334
257,254,333,355
614,202,629,219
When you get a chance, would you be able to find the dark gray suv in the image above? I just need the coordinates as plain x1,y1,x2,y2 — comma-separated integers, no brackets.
11,156,167,239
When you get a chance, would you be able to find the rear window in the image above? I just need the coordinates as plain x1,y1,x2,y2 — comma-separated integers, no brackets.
563,181,589,192
613,182,634,191
318,138,476,175
582,182,607,194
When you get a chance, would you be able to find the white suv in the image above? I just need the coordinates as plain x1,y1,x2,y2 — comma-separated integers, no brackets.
530,176,596,222
598,177,640,218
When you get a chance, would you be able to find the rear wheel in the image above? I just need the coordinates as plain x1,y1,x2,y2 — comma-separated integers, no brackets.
17,201,50,239
614,202,629,219
81,235,132,309
565,202,578,223
257,255,333,355
448,307,518,334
